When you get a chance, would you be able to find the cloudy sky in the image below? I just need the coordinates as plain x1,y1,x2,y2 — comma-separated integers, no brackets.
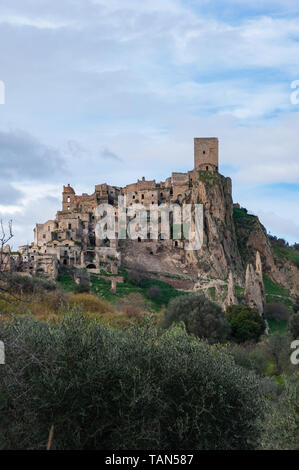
0,0,299,247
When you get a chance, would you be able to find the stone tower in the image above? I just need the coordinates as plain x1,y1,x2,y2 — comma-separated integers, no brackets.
194,137,219,171
62,184,75,212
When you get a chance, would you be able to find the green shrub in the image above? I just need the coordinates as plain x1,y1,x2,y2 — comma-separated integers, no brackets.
147,285,162,300
289,312,299,340
74,280,90,294
226,305,265,343
127,264,147,286
259,375,299,450
4,272,56,294
262,331,294,376
163,292,230,343
0,312,264,450
264,302,290,322
229,344,254,370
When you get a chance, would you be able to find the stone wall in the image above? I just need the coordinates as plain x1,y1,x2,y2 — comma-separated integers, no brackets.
194,137,219,170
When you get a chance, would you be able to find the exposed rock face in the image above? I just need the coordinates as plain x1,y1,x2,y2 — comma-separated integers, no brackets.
234,209,299,296
120,174,299,301
190,174,244,283
224,271,237,309
255,251,265,304
122,172,244,285
244,261,265,315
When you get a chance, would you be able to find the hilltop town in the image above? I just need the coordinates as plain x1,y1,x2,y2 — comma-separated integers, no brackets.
13,138,220,277
3,137,299,311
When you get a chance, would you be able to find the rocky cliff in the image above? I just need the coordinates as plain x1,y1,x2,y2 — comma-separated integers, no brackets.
188,171,244,283
121,170,299,303
233,206,299,296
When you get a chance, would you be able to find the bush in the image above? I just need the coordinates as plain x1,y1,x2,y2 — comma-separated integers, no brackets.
262,331,294,376
40,289,69,314
0,313,264,450
289,312,299,340
163,292,230,343
119,293,146,320
264,302,290,322
260,375,299,449
4,273,56,294
147,285,162,300
226,305,265,343
293,297,299,314
69,293,112,314
229,343,255,370
74,280,90,294
127,264,147,286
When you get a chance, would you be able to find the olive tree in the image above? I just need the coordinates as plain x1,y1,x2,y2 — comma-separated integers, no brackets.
163,292,230,343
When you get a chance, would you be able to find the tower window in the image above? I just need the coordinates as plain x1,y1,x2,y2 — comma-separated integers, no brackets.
203,150,206,154
67,196,70,202
142,194,144,199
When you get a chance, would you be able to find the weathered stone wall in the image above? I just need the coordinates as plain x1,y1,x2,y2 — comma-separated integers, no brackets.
194,137,219,170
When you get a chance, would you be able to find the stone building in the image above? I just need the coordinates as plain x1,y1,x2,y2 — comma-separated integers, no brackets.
194,137,219,171
18,137,219,280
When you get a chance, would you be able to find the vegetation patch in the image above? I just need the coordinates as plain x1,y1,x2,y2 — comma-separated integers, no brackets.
0,312,265,450
272,245,299,268
263,273,290,298
267,319,288,334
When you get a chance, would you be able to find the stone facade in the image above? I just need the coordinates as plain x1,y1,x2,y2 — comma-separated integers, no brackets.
194,137,219,171
17,138,219,280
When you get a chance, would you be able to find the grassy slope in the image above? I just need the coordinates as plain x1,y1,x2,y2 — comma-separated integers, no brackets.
57,268,186,311
272,244,299,267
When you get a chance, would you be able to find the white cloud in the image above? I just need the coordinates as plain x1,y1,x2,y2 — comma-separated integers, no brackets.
0,15,72,29
0,0,298,243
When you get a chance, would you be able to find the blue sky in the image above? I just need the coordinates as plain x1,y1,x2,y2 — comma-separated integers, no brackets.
0,0,299,247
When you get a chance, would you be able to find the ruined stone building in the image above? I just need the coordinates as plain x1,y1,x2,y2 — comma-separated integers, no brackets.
16,137,231,282
7,135,298,314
